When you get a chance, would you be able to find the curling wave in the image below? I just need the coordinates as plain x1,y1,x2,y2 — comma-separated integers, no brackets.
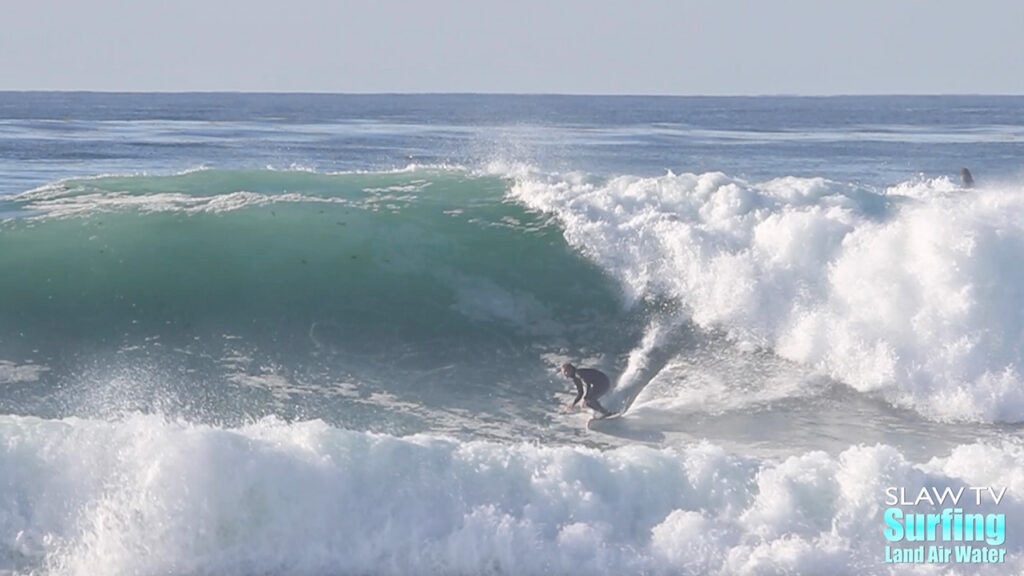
512,170,1024,423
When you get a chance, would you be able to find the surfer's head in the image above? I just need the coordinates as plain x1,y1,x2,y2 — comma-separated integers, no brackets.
561,363,576,378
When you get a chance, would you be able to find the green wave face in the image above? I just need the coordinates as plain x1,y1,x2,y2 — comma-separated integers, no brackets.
0,169,634,422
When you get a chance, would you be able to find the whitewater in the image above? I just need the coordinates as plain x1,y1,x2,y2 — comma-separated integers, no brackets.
1,93,1023,575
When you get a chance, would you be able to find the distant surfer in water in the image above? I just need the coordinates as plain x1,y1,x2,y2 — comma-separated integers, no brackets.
560,363,614,418
961,168,974,189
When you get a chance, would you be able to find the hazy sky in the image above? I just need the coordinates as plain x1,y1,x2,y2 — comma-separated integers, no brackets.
3,0,1022,94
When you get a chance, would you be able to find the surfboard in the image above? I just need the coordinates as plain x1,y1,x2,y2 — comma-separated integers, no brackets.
586,411,625,430
584,382,646,428
586,411,622,426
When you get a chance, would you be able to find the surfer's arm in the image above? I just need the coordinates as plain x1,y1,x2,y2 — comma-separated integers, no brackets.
570,377,585,407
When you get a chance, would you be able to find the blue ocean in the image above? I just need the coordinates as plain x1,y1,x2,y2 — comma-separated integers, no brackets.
1,93,1023,575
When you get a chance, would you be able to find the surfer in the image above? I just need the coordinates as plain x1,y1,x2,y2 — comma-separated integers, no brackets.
961,168,974,189
560,363,614,418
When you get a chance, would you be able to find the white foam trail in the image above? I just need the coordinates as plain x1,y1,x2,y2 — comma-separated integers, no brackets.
12,190,355,219
0,415,1020,575
0,361,49,385
9,166,473,220
327,162,470,176
617,319,674,393
15,168,209,200
511,171,1024,422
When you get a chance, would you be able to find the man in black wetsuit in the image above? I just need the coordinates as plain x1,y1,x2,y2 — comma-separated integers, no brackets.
560,363,614,417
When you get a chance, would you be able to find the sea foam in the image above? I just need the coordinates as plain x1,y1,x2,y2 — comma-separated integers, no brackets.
0,415,1020,575
512,171,1024,423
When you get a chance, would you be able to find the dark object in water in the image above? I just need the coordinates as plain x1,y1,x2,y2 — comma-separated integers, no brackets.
961,168,974,188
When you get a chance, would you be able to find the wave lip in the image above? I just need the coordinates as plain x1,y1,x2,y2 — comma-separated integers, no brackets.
511,170,1024,423
1,415,1022,575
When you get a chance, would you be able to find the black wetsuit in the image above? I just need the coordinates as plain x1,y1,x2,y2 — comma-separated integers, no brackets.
570,368,613,416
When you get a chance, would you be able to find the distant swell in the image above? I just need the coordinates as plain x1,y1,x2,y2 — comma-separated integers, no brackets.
1,415,1021,575
512,170,1024,423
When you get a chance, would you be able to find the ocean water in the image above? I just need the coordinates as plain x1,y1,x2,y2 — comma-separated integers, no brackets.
1,93,1023,575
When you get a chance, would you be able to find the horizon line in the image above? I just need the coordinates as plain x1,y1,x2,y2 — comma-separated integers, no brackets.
1,90,1022,98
